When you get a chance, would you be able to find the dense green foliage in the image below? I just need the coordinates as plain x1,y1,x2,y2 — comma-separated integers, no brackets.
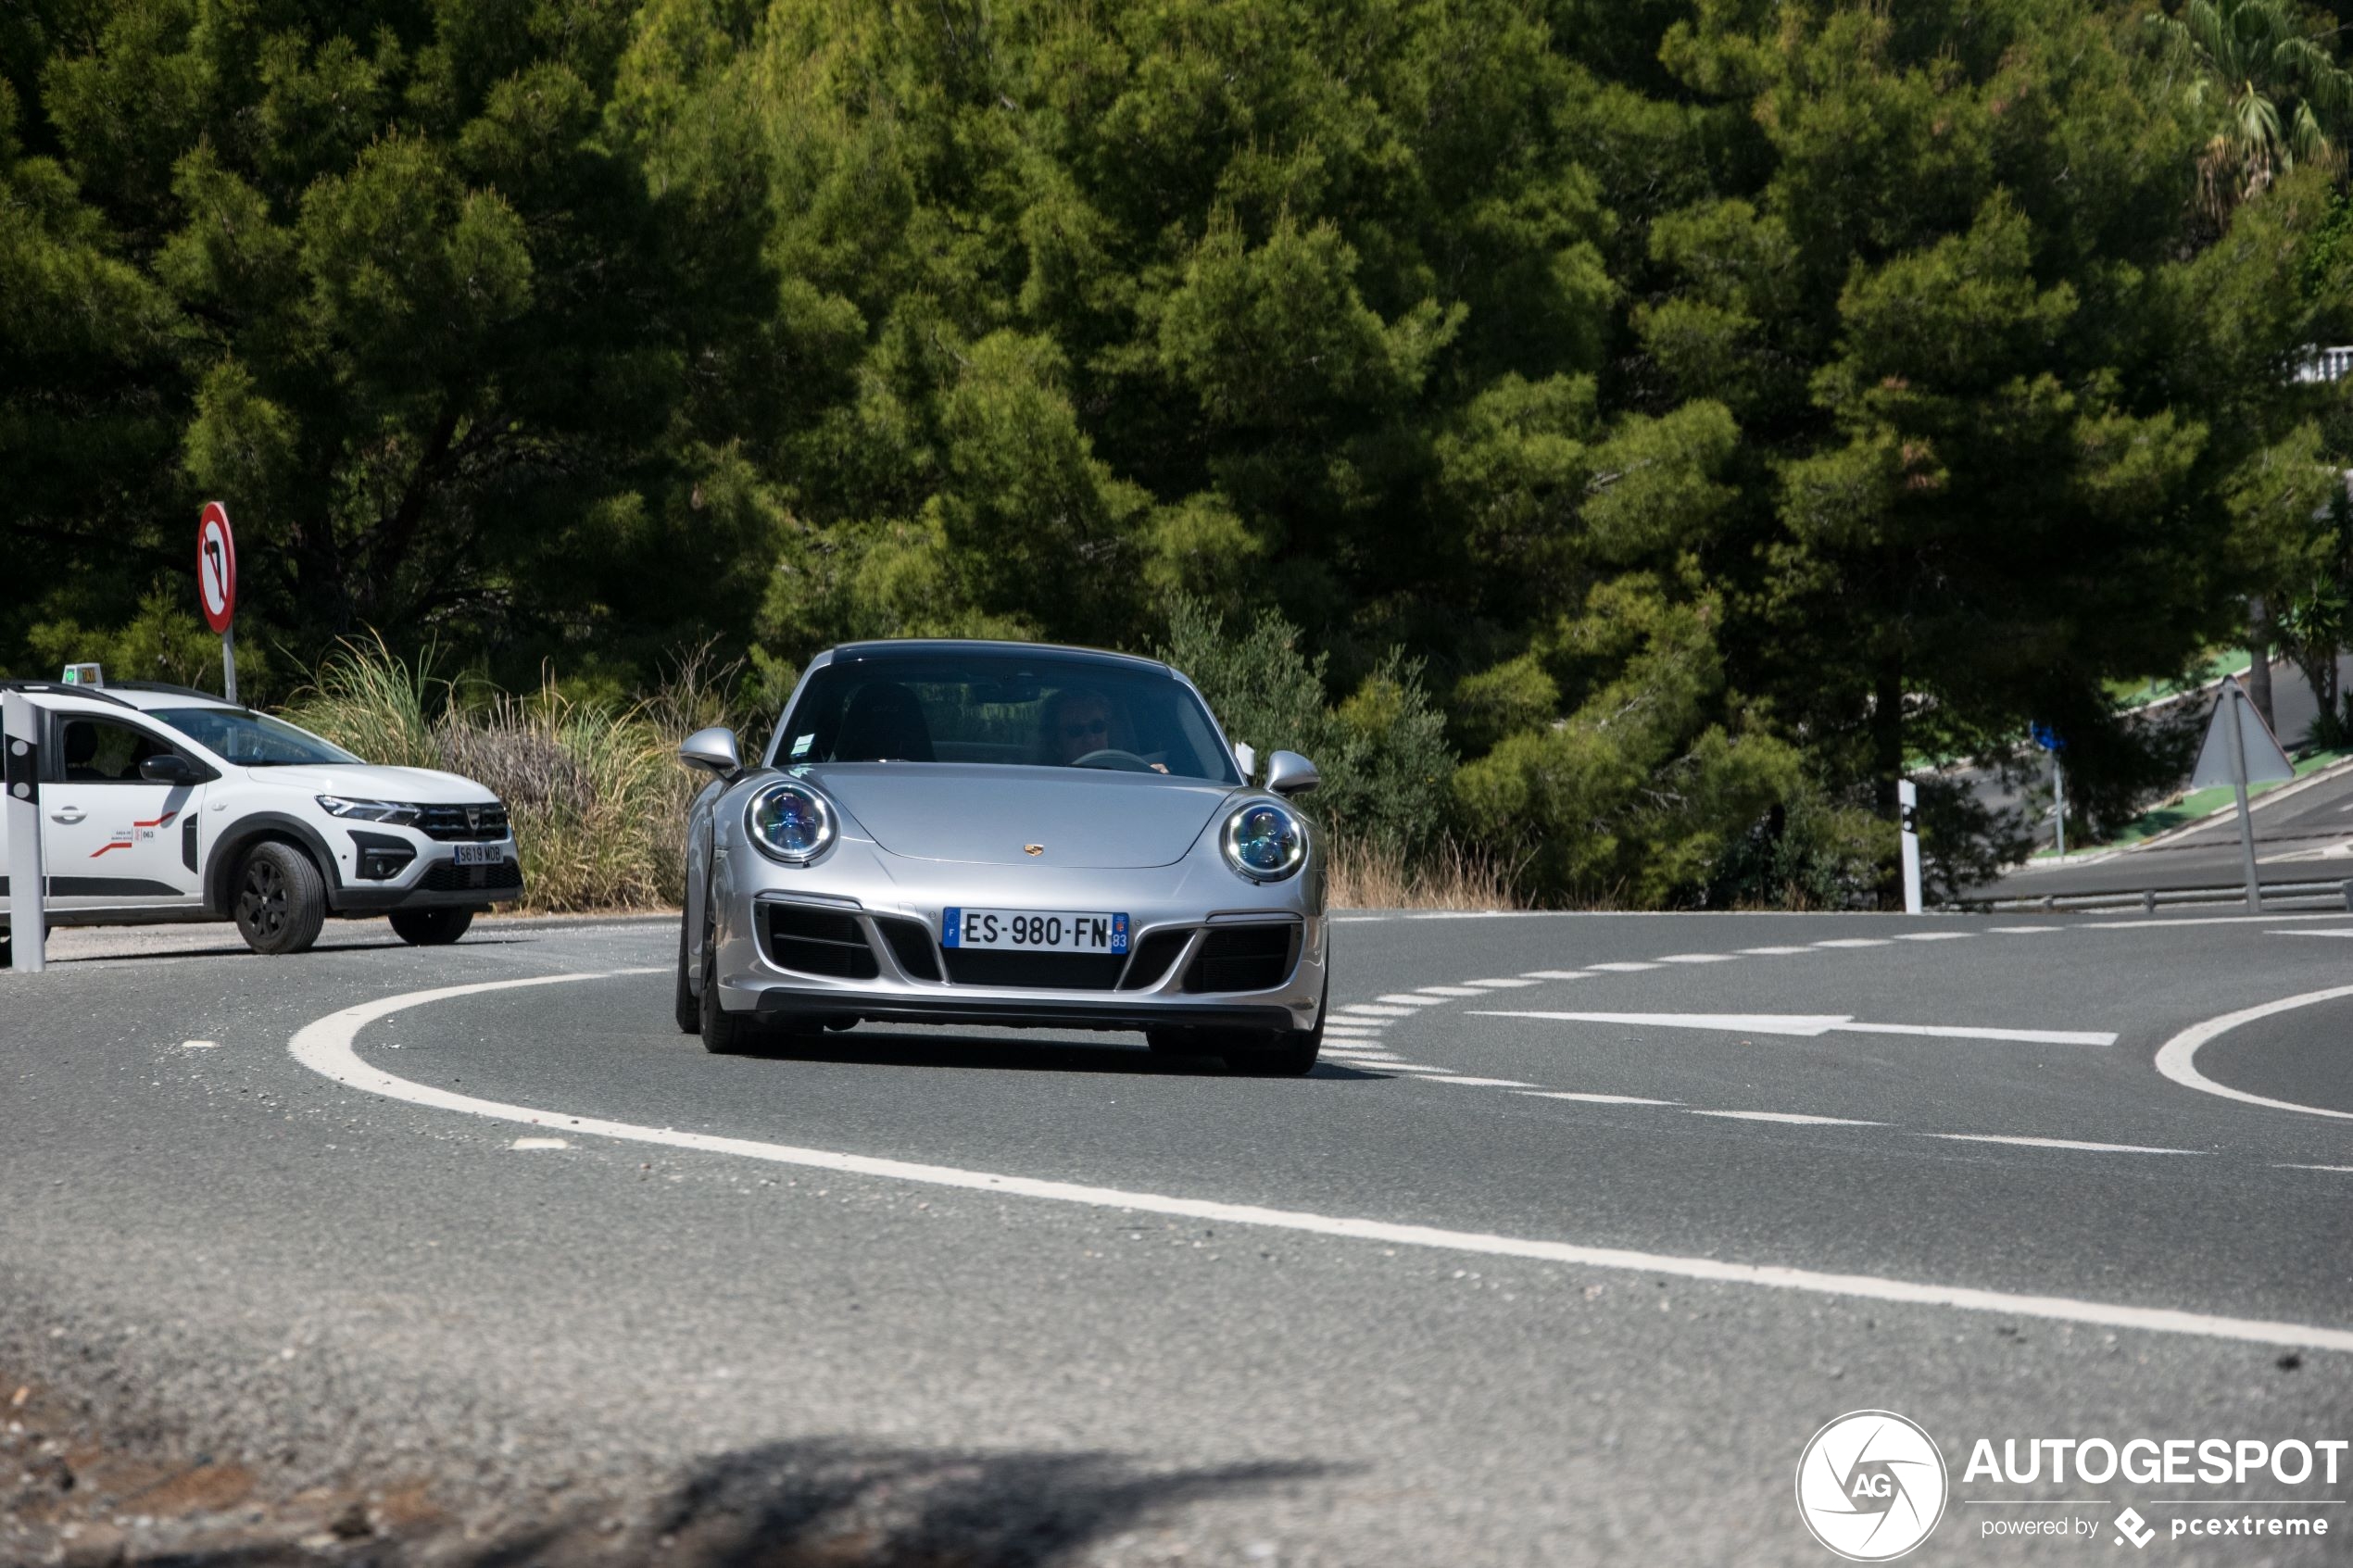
12,0,2353,905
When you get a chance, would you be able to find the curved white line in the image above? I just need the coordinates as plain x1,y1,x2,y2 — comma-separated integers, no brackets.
2153,984,2353,1122
291,971,2353,1354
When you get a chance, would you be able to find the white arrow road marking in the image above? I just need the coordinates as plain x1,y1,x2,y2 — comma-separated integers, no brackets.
287,972,2353,1355
1689,1110,1882,1127
1929,1134,2200,1156
1471,1011,2119,1047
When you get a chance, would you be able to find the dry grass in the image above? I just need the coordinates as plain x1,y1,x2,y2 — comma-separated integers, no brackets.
285,637,754,913
1324,838,1526,911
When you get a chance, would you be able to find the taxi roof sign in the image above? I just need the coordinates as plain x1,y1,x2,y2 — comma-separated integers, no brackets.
60,662,103,686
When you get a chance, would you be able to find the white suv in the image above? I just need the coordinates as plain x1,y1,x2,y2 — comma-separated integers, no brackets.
1,678,522,959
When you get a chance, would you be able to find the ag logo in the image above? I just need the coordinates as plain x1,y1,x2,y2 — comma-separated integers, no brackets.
1795,1410,1947,1561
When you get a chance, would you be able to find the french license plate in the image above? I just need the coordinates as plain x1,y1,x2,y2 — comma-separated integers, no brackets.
942,908,1129,954
453,843,502,867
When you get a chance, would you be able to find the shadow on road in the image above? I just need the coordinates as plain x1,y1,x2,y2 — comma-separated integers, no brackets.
743,1026,1385,1080
31,1436,1328,1568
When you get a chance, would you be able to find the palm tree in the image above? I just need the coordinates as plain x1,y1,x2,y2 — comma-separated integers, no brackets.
2147,0,2353,220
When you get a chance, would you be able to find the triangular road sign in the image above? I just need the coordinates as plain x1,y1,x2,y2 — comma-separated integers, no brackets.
2188,676,2295,791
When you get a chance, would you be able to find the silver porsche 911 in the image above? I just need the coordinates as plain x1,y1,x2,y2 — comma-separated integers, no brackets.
672,639,1330,1073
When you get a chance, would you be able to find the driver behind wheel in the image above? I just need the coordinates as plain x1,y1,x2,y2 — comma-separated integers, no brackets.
1044,687,1114,765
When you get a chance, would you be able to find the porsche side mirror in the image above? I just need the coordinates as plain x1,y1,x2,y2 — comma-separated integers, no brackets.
139,753,198,785
678,726,742,778
1265,750,1320,797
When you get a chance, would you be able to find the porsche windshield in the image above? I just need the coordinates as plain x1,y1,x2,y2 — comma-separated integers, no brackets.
775,654,1240,784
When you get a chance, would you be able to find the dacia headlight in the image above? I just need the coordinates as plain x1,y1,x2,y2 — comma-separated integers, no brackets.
745,780,836,865
318,795,422,826
1221,799,1306,882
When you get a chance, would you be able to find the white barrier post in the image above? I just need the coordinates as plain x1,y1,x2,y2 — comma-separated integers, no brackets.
4,690,45,972
1897,778,1922,915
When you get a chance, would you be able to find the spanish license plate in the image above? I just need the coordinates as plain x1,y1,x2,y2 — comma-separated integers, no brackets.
453,843,502,867
942,908,1129,954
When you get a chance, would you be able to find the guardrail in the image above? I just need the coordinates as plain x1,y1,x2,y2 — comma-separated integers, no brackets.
1972,878,2353,914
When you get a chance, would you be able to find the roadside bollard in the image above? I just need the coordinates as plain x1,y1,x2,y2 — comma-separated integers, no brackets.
2143,889,2157,915
2342,879,2353,913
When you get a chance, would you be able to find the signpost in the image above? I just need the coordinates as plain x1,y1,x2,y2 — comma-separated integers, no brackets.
2032,722,2067,857
4,689,44,972
198,501,238,703
2187,675,2296,913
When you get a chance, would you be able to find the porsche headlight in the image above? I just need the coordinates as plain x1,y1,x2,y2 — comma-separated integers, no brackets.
1221,799,1306,882
744,780,837,864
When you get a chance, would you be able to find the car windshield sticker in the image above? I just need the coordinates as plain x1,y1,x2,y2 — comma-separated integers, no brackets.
790,733,813,758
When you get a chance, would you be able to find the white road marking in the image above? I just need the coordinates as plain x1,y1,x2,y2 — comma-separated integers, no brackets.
1812,938,1893,948
1416,985,1488,997
1473,1010,2117,1047
1516,1090,1682,1106
181,1039,220,1049
1324,1050,1403,1062
1520,970,1591,980
1894,932,1973,942
1736,946,1812,956
2152,983,2353,1122
1432,1075,1540,1088
1689,1110,1882,1127
511,1137,571,1150
1464,977,1540,988
1375,993,1445,1007
1656,953,1737,964
1322,1027,1386,1038
1989,925,2061,934
1338,1004,1416,1019
2276,1163,2353,1173
1929,1134,2201,1155
2276,928,2353,938
1839,1022,2118,1046
1587,961,1662,972
2085,912,2352,929
287,972,2353,1355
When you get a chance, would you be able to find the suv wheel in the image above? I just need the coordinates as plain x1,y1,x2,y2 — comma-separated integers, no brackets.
389,908,474,945
233,841,328,955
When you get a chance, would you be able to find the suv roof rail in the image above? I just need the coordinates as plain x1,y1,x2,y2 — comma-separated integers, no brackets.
0,679,134,709
108,681,229,702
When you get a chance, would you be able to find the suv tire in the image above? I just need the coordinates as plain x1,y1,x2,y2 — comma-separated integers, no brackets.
389,907,474,945
233,841,328,955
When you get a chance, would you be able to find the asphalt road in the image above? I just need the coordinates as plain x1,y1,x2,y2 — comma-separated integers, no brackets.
6,910,2353,1566
1982,762,2353,903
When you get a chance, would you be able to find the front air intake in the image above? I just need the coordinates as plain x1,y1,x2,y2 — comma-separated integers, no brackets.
762,902,880,979
1182,923,1298,993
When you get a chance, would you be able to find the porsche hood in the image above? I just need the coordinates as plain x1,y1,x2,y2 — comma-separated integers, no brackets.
802,764,1235,868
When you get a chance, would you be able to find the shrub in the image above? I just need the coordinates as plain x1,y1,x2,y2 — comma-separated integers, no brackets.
283,638,757,913
1156,598,1459,868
